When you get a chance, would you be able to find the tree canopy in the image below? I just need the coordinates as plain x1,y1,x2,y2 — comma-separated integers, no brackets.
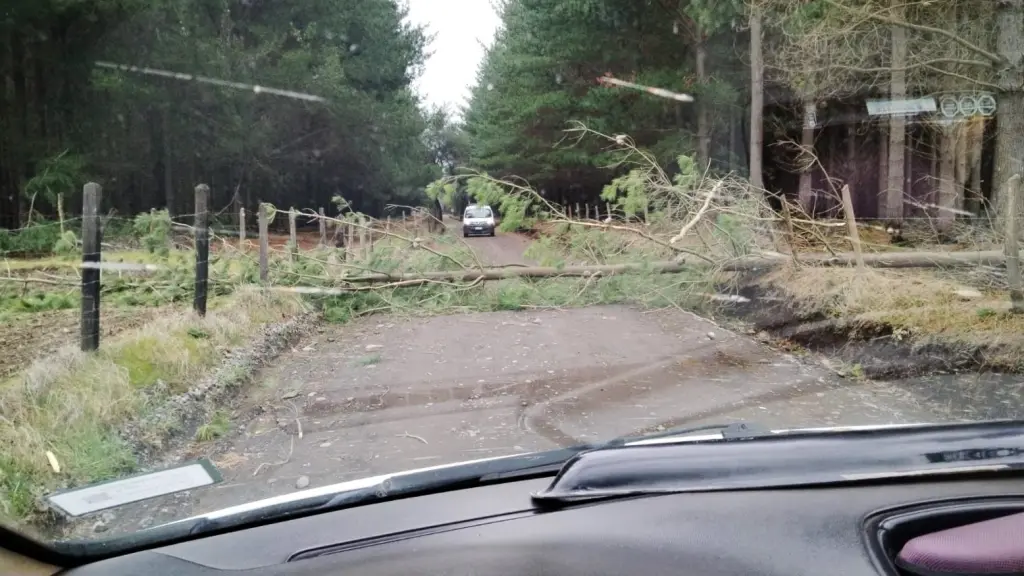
462,0,745,205
0,0,442,226
460,0,1023,226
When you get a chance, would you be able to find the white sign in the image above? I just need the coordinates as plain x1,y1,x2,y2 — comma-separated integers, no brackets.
938,93,997,118
866,97,937,117
48,461,220,516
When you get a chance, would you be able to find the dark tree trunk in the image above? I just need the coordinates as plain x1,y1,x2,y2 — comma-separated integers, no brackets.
749,6,764,191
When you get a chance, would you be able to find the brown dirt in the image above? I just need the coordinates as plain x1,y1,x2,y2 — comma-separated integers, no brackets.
462,232,535,266
0,306,163,380
87,303,955,535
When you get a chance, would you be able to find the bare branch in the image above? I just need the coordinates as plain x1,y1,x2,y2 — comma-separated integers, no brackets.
822,0,1003,64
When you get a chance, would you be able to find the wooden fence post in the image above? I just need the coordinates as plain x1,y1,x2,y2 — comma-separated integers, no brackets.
258,203,269,284
1005,174,1023,312
318,207,327,247
194,184,210,316
359,215,368,259
81,182,102,352
288,207,298,260
239,207,246,249
606,203,612,221
346,219,355,260
585,204,590,220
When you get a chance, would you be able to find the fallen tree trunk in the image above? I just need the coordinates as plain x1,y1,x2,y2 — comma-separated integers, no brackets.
721,249,1011,271
52,248,1011,286
330,249,1010,284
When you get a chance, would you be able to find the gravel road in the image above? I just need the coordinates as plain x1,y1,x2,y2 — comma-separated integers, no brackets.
85,228,972,535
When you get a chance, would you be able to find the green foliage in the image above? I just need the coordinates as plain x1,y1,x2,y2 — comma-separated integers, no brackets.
133,210,173,256
195,411,232,442
462,0,745,194
1,0,441,229
601,171,649,218
426,181,459,209
713,213,754,257
0,221,63,256
22,151,87,205
53,230,79,255
0,291,79,314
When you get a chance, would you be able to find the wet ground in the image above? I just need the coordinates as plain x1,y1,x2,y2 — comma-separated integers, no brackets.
79,230,1002,536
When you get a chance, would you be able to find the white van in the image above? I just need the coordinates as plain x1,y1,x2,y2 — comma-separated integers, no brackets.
462,204,496,237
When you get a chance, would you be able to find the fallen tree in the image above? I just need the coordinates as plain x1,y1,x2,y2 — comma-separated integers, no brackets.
298,248,1012,288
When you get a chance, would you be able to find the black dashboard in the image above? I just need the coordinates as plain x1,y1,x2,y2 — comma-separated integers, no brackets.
61,475,1024,576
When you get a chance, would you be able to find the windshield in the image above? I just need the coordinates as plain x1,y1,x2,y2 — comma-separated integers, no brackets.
465,207,493,219
1,0,1021,547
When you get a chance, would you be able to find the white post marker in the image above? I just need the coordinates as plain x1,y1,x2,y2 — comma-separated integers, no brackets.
47,459,222,517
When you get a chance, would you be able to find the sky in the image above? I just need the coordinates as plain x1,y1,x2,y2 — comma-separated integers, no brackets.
405,0,501,113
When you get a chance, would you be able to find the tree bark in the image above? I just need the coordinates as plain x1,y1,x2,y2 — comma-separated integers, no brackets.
966,117,985,217
883,0,907,224
993,0,1024,228
798,102,816,212
162,107,175,215
729,111,739,172
749,6,765,191
696,31,711,170
937,125,957,234
877,123,888,218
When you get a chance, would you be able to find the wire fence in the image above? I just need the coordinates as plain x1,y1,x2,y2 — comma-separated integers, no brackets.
3,174,1024,352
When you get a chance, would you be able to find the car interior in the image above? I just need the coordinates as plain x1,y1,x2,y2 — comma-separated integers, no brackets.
4,423,1024,576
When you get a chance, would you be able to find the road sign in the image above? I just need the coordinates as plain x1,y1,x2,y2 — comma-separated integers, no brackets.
866,97,937,117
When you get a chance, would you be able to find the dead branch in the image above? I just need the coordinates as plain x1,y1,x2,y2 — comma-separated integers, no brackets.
670,182,721,244
550,219,715,264
821,0,1002,64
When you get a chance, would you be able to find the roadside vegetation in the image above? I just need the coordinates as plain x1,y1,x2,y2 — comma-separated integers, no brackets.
4,122,1023,531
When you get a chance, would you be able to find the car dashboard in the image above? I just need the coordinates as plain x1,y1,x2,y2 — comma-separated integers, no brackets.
60,474,1024,576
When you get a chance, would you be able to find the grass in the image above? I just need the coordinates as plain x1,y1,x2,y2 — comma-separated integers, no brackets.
0,288,305,525
0,291,78,316
762,265,1024,369
3,249,186,272
195,411,232,442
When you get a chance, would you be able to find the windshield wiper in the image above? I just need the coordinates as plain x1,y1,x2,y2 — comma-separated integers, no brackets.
599,421,769,447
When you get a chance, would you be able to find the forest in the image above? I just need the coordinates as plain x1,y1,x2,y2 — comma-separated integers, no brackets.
461,0,1021,232
1,0,1022,234
0,0,445,232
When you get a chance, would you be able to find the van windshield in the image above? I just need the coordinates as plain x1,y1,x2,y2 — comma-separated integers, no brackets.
465,207,492,218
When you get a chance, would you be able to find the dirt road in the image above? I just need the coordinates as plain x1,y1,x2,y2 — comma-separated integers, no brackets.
88,229,966,534
461,231,534,266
